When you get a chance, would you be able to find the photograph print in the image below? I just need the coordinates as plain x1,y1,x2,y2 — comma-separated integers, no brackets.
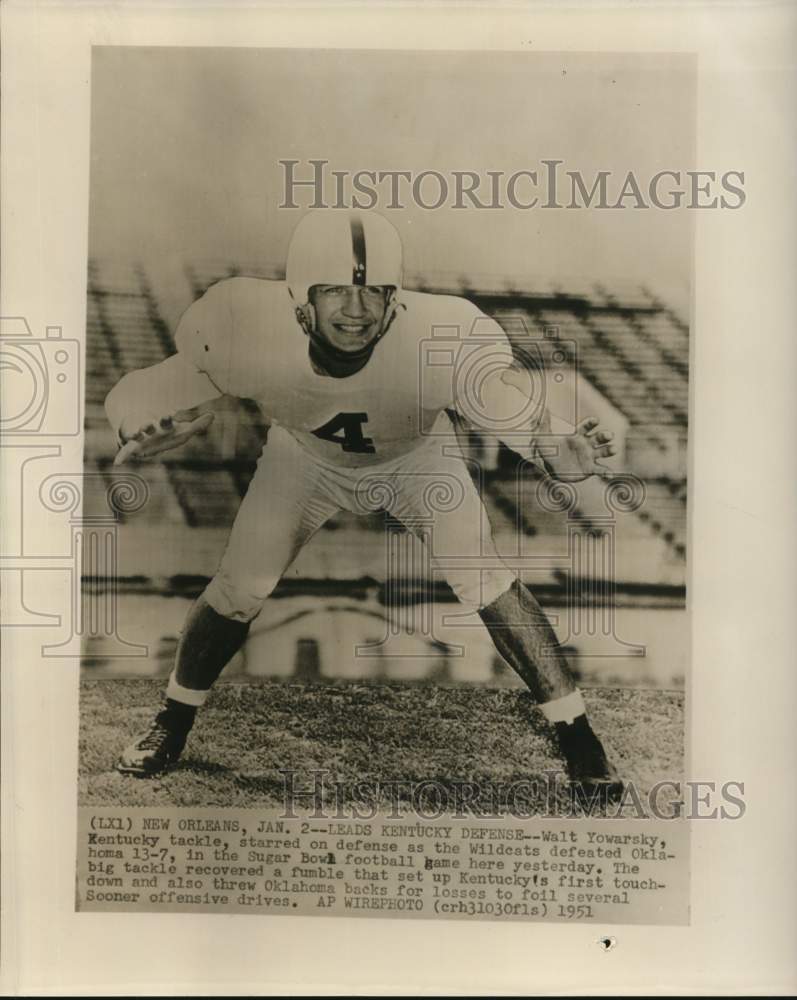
79,46,692,822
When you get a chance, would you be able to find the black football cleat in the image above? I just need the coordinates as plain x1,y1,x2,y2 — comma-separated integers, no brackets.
116,710,191,777
554,716,626,806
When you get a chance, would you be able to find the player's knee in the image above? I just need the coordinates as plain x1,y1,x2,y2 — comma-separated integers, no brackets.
447,568,515,612
203,570,277,623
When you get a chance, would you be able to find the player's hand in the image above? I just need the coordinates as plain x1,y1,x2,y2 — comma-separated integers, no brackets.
545,416,617,481
113,409,215,466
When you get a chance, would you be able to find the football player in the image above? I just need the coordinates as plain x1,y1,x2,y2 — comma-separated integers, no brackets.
105,210,622,801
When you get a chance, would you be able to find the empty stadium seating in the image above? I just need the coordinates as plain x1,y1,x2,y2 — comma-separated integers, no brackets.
83,259,688,590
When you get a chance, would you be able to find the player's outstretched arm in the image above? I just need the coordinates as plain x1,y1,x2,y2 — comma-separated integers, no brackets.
461,366,617,481
105,353,222,466
113,408,215,466
533,414,617,482
447,308,617,481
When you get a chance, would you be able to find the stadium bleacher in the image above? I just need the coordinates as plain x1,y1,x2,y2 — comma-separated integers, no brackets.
81,259,688,686
85,258,687,565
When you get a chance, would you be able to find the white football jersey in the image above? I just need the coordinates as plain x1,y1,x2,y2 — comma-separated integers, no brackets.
174,277,518,468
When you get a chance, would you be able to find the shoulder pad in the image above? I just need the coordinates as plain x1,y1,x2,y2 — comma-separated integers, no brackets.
175,278,286,398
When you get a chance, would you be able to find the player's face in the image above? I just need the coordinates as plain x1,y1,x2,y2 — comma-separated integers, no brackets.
311,284,390,352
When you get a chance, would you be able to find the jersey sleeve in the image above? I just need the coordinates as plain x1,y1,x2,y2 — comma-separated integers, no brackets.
416,295,516,413
174,278,273,399
448,305,560,467
448,307,524,427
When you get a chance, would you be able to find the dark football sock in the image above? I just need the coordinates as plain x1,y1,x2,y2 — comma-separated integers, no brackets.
157,698,198,736
173,594,251,692
554,715,611,772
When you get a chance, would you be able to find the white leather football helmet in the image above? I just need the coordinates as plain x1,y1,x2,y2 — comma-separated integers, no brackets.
285,210,403,375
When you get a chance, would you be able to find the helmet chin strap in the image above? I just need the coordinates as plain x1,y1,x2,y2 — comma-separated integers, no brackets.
295,291,404,378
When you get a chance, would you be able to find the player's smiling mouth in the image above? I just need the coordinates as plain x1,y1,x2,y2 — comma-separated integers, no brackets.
331,321,375,342
333,322,371,332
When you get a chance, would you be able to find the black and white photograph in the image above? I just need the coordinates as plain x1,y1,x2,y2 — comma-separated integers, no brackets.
78,46,692,834
3,0,797,993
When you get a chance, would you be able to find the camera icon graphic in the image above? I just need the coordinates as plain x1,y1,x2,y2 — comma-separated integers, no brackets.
0,317,81,436
419,314,578,440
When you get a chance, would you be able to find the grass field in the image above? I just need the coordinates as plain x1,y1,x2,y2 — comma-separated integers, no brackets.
79,679,684,817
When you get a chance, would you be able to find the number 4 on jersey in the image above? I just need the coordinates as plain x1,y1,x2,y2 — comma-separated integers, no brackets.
312,412,375,454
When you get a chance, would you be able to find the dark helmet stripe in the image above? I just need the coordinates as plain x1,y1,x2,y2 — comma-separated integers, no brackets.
350,214,367,286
